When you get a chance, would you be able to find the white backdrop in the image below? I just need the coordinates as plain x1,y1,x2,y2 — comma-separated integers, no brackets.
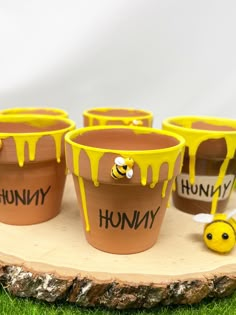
1,0,236,128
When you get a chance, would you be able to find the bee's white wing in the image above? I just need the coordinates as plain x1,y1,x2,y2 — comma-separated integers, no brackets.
193,213,213,223
126,169,133,179
115,157,125,166
227,209,236,219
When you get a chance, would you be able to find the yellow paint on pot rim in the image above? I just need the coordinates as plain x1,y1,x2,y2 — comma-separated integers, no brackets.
0,114,75,167
66,125,185,187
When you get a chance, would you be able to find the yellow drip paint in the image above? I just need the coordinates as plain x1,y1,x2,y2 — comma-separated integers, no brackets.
12,133,65,167
172,180,176,191
88,116,94,126
0,115,75,167
71,146,104,186
78,176,90,231
14,137,26,167
211,157,230,214
98,118,107,126
163,116,236,214
26,136,41,161
189,155,196,184
162,180,168,198
72,146,81,177
84,150,104,186
12,133,66,167
68,131,183,188
52,134,62,163
6,135,41,167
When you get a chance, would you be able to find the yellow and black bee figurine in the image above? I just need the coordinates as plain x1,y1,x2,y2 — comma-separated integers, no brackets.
193,209,236,254
111,157,134,180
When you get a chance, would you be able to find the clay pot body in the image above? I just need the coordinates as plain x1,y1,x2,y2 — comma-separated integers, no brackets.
83,107,153,127
0,115,75,225
1,107,68,118
162,116,236,215
65,126,185,254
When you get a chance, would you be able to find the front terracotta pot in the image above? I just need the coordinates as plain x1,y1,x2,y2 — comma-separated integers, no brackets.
83,107,153,127
1,107,68,118
162,116,236,215
65,126,185,254
0,115,75,225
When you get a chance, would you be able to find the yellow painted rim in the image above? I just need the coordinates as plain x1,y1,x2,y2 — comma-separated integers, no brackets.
0,115,75,167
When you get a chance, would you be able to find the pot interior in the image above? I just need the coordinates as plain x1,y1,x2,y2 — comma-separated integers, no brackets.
169,117,236,132
191,121,236,131
2,108,66,116
74,128,179,150
0,118,71,133
87,108,150,118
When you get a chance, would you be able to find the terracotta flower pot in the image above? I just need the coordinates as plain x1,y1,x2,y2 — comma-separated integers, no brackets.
162,116,236,215
65,125,185,254
0,115,75,225
1,107,68,118
83,107,153,127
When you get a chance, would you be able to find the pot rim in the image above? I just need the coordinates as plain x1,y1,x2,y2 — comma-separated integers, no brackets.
65,125,185,154
0,114,75,137
83,107,153,121
162,115,236,135
0,107,68,117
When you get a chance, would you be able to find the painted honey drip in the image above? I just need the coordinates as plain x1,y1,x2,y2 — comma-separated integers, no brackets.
0,117,75,167
78,176,90,231
52,133,63,163
162,180,169,198
7,134,64,167
71,148,182,191
163,117,236,215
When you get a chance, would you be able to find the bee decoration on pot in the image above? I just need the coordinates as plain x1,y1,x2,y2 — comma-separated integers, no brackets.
111,157,134,180
193,209,236,254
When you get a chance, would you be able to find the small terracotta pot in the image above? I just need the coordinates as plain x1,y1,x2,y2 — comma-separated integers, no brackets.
65,125,185,254
162,116,236,215
83,107,153,127
1,107,68,118
0,115,75,225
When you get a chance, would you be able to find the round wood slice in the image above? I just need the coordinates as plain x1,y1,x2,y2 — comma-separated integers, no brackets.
0,175,235,309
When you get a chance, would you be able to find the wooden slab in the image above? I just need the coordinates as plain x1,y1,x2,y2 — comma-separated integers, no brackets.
0,175,236,309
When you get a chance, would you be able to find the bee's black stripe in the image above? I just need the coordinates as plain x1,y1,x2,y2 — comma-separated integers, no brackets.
116,165,126,176
111,170,118,179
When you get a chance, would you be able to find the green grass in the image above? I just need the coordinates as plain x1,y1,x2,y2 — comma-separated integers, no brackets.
0,287,236,315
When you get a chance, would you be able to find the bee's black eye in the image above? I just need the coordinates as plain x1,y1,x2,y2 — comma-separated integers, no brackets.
206,233,213,240
222,233,229,240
